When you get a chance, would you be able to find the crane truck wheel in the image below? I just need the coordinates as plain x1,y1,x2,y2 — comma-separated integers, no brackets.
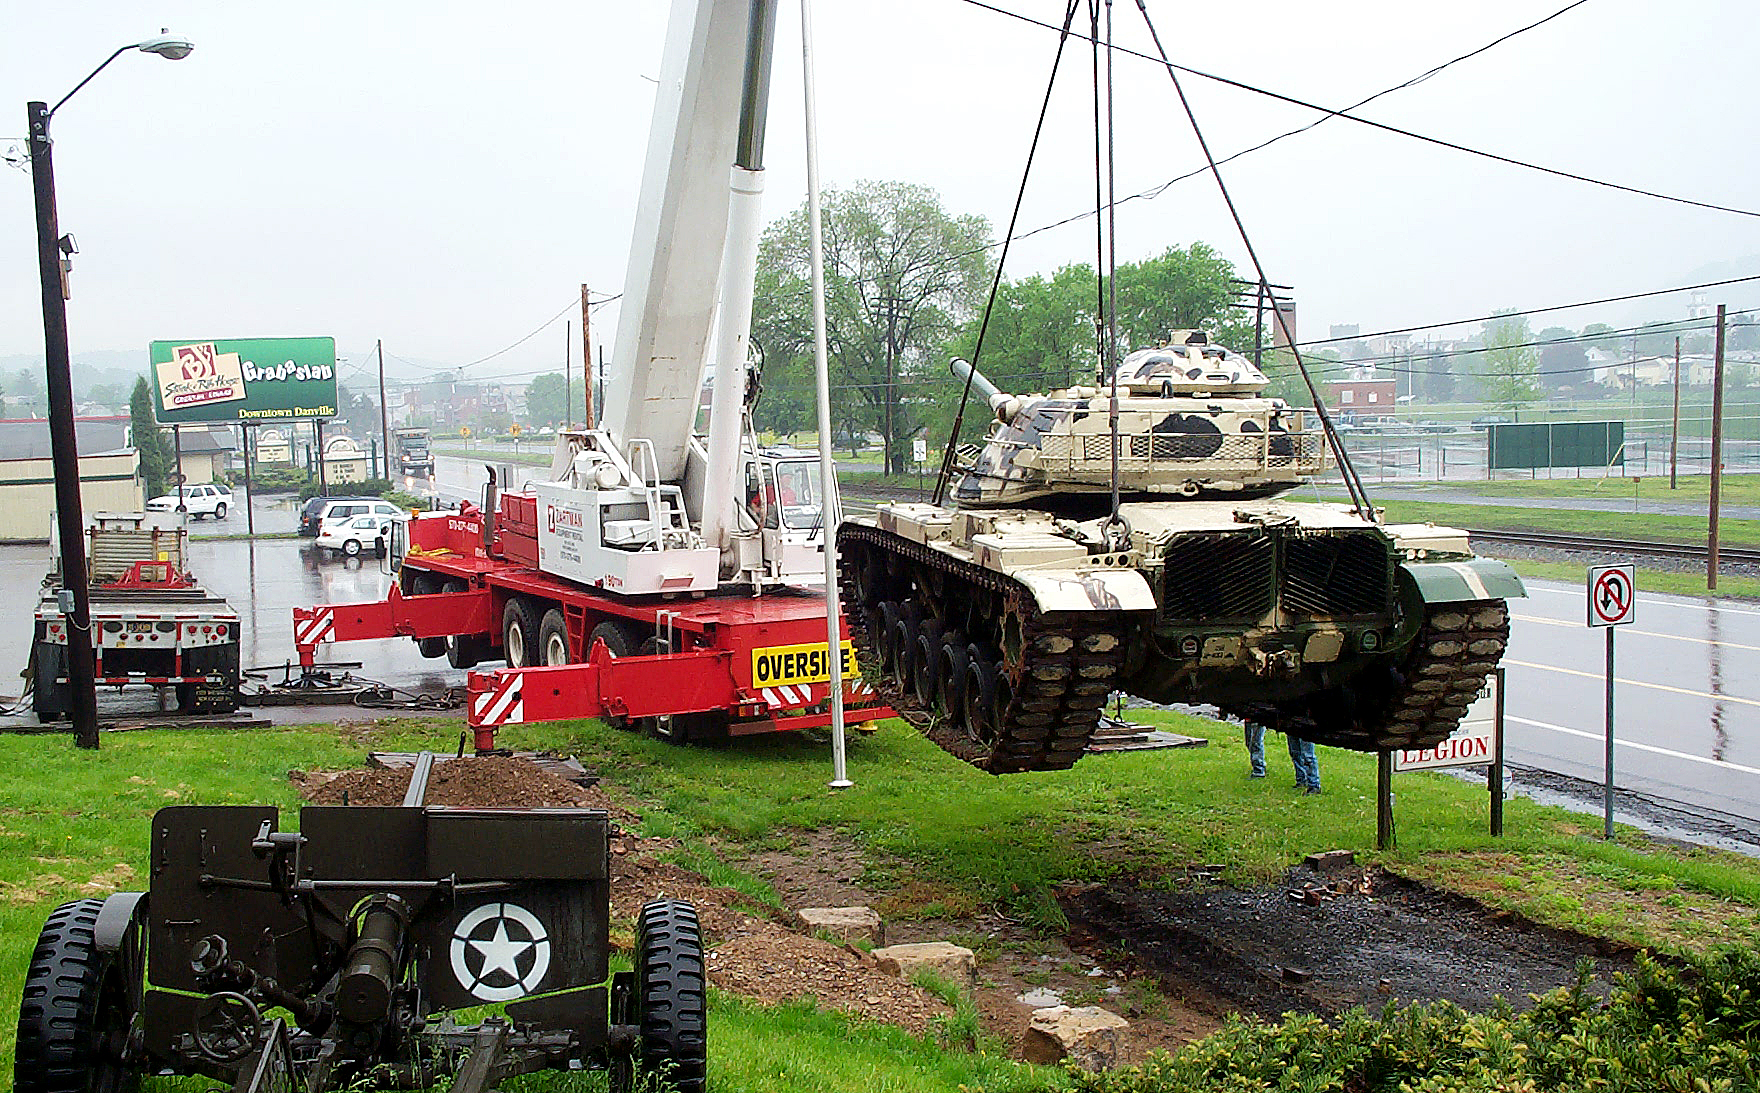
502,598,542,669
538,609,570,666
406,573,447,658
587,620,640,732
444,580,487,669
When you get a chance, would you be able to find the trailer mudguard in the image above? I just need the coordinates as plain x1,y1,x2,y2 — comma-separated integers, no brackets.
1399,558,1527,605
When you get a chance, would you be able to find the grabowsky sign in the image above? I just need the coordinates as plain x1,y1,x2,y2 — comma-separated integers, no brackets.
149,337,338,423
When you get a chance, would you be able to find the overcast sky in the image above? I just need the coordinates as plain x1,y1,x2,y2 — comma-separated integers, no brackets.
5,0,1758,393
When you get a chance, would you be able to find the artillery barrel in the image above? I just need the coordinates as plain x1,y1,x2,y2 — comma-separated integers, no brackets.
949,357,1003,403
336,894,411,1024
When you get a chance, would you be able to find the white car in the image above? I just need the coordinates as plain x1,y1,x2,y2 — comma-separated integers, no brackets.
314,499,406,535
316,514,398,558
145,482,231,520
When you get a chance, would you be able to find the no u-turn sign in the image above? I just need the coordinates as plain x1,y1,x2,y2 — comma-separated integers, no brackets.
1587,564,1636,628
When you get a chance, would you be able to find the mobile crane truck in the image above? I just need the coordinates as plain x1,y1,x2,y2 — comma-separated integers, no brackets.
291,0,888,750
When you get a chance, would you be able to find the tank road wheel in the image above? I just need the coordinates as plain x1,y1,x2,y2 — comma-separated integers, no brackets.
409,573,446,659
15,896,146,1093
963,648,999,745
632,899,707,1093
876,602,901,676
538,608,570,666
444,580,487,669
936,634,969,730
912,620,945,710
502,597,541,669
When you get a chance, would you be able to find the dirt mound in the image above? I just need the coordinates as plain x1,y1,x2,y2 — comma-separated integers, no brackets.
293,755,628,813
708,929,952,1035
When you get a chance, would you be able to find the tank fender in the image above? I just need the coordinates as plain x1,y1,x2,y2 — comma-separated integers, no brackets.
1399,558,1527,605
91,890,147,953
1012,568,1157,613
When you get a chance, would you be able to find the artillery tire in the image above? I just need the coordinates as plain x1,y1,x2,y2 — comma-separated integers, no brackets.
15,897,145,1093
633,899,707,1093
502,597,541,669
538,608,570,667
445,580,488,669
409,573,447,659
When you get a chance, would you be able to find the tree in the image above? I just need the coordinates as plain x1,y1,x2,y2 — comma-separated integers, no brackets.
525,372,587,428
1536,327,1588,384
1581,323,1620,352
128,376,176,497
755,181,993,473
1478,311,1541,412
1110,242,1244,352
1728,315,1758,351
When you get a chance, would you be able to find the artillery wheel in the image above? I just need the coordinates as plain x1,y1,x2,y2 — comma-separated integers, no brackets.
502,597,541,669
632,899,707,1093
15,896,146,1093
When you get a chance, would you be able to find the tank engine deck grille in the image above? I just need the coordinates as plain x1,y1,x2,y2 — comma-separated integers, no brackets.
1279,532,1391,617
1159,533,1275,622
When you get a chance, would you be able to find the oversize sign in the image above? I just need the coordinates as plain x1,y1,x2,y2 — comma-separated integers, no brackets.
1587,564,1636,628
752,641,858,688
1394,673,1498,771
149,337,338,423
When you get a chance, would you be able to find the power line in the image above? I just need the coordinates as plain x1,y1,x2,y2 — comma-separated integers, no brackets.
954,0,1760,220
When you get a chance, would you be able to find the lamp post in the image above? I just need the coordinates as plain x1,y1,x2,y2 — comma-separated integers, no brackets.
28,30,193,748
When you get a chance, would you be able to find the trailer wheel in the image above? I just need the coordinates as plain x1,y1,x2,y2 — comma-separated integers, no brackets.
409,574,446,659
503,598,541,668
15,896,146,1093
632,899,706,1093
538,609,570,666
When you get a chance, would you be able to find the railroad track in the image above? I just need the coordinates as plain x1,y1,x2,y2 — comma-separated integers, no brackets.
1466,528,1760,566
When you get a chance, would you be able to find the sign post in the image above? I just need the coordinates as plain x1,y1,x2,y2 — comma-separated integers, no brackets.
1391,669,1505,837
1586,563,1636,839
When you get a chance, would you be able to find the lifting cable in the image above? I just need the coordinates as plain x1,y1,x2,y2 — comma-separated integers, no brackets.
1092,0,1127,544
1129,0,1377,520
932,0,1086,506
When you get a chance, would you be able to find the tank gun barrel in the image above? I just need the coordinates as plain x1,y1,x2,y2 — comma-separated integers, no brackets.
949,358,1003,405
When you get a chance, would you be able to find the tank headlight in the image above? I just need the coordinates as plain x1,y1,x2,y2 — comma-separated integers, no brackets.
1360,630,1381,651
1179,636,1201,657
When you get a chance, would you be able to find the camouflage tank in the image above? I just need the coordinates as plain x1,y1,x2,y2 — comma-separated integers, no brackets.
837,331,1524,774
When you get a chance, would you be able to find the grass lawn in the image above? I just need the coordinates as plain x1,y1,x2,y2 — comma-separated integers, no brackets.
1424,472,1760,507
1375,499,1760,549
5,714,1756,1089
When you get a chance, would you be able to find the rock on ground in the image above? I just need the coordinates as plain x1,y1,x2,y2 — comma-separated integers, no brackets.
1023,1004,1131,1071
872,941,976,992
795,905,884,945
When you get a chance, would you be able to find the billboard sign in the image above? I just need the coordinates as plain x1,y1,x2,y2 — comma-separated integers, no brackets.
1394,673,1499,772
149,337,338,423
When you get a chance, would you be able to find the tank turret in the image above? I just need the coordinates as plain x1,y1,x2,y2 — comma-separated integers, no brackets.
950,331,1324,508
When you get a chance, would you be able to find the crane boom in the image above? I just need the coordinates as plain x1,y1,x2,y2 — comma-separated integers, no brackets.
603,0,769,483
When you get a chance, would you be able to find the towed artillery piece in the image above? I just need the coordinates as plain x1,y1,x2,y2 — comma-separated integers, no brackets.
837,332,1523,774
13,756,705,1093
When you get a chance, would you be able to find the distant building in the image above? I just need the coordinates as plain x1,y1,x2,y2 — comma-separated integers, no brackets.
0,415,141,541
168,425,237,484
1326,376,1397,418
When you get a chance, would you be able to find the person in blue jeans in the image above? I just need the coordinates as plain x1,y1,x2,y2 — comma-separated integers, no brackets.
1244,722,1321,794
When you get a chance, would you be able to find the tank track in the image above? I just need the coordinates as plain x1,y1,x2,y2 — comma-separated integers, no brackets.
838,523,1126,774
1223,598,1511,752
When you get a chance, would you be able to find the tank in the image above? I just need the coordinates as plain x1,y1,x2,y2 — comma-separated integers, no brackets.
836,331,1524,774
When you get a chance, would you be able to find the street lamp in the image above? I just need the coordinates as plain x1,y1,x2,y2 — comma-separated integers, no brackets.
28,30,194,748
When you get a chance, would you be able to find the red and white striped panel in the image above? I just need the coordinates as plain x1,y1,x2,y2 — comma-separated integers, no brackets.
294,607,335,648
472,673,524,726
760,683,813,709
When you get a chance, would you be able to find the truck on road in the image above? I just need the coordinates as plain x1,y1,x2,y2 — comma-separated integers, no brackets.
33,513,241,720
394,427,434,478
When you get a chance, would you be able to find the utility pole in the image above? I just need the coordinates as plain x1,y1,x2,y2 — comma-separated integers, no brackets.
1709,305,1727,591
376,339,389,483
564,321,572,431
581,284,595,429
1669,336,1680,489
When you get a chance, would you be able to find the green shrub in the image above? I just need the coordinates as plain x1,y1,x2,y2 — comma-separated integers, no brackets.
244,463,313,494
298,477,394,501
1052,948,1760,1093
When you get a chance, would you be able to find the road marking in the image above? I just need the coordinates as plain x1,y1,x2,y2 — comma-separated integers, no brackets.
1507,714,1760,776
1511,613,1760,653
1505,659,1760,708
1529,584,1760,617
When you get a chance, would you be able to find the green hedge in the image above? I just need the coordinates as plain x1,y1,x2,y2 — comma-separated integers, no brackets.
1060,948,1760,1093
